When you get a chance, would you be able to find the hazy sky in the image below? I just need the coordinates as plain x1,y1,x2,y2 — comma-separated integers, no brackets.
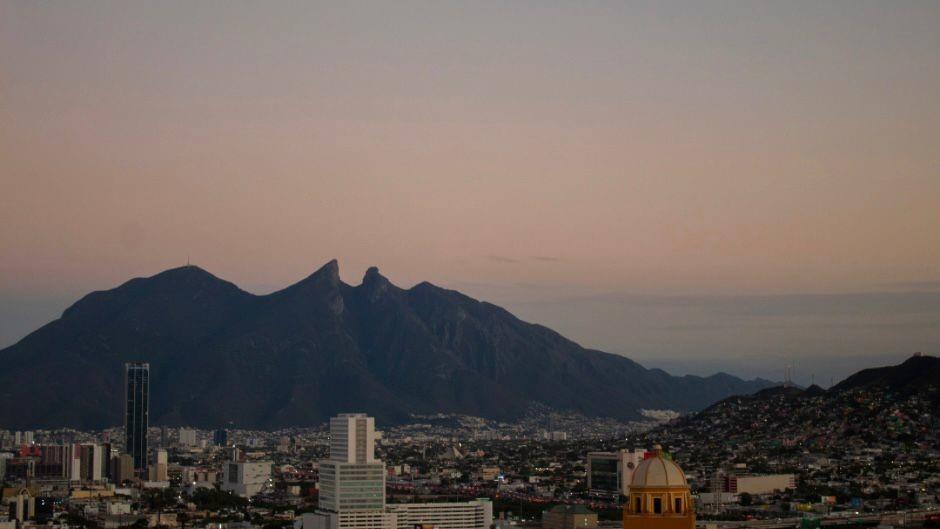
2,1,939,384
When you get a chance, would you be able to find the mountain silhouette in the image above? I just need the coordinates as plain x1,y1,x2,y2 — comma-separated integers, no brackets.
0,261,774,429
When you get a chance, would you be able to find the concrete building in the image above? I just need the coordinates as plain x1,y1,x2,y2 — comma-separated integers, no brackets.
542,504,597,529
298,501,493,529
388,500,493,529
319,414,385,513
222,459,272,498
587,449,648,497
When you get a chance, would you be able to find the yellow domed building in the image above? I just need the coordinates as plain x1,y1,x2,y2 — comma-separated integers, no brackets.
622,446,695,529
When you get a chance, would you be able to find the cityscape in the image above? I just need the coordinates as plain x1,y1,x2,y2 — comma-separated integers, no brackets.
1,355,937,529
2,3,939,529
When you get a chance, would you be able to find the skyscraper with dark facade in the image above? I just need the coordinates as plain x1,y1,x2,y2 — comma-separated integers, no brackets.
213,428,228,447
124,362,149,472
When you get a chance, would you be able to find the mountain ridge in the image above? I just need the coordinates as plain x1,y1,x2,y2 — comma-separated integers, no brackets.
0,261,774,430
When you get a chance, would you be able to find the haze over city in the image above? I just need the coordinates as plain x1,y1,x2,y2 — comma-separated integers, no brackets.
2,1,940,384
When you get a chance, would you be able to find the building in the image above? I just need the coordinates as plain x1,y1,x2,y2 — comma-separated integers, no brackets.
124,362,150,472
149,449,168,482
213,429,228,447
298,501,493,529
111,453,135,484
587,449,647,497
305,414,492,529
78,444,107,482
388,500,493,529
178,428,198,447
542,504,598,529
319,413,386,513
623,446,694,529
222,459,272,498
723,474,796,495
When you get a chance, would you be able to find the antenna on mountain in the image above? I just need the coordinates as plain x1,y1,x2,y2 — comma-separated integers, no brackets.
811,373,815,386
784,365,791,387
187,255,191,267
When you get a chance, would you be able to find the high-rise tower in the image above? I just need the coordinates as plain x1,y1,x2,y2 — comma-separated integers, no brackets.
319,413,385,513
124,362,149,473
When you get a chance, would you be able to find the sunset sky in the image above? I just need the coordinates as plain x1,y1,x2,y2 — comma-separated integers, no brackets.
2,1,939,384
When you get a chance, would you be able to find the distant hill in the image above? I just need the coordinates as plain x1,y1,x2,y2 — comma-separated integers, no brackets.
832,353,940,393
0,261,774,430
662,354,939,452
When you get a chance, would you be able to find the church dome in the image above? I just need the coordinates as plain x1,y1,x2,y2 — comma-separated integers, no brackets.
630,446,687,488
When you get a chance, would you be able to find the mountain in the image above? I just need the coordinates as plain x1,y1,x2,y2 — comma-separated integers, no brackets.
0,261,774,430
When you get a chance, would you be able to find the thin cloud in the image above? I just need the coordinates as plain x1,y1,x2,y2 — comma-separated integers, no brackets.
486,255,518,264
532,256,561,262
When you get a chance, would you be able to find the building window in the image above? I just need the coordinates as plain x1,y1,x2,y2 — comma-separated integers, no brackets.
635,497,642,513
653,498,662,514
675,498,682,513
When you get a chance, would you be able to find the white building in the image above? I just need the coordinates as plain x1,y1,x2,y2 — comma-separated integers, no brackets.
222,460,272,497
307,414,493,529
319,414,386,513
388,500,493,529
298,501,493,529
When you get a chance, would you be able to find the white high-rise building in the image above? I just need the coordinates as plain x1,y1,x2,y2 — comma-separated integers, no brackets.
329,414,377,464
303,414,493,529
319,414,386,513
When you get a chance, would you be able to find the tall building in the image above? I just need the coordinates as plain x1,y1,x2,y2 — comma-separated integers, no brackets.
319,413,385,513
302,414,492,529
622,446,694,529
124,362,150,472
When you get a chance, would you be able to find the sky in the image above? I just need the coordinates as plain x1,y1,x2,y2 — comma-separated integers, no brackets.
1,1,939,385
